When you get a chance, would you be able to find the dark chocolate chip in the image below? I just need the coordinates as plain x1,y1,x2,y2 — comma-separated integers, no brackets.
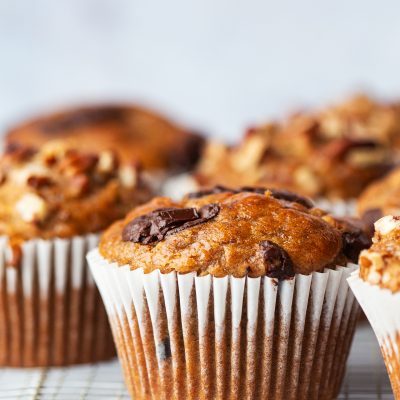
267,189,313,209
342,230,372,263
40,106,126,133
260,240,295,280
187,185,233,199
157,337,172,361
188,185,313,208
122,204,220,244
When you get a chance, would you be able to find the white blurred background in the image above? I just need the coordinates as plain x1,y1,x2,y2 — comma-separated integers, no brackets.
1,0,400,141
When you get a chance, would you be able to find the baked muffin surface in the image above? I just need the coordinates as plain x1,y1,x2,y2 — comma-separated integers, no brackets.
0,141,152,243
360,215,400,293
6,104,204,172
100,186,370,277
196,95,396,199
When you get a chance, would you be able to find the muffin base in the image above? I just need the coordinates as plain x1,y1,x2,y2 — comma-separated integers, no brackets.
348,271,400,399
0,235,115,367
89,250,359,400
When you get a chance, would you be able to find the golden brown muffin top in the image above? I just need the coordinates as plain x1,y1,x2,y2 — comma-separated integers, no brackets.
359,215,400,293
0,141,153,244
196,95,396,200
99,186,371,278
357,167,400,229
5,104,204,173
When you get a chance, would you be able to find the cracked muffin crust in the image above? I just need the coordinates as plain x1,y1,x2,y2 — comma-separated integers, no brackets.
99,186,370,277
5,104,205,173
196,95,396,200
0,141,153,244
359,215,400,293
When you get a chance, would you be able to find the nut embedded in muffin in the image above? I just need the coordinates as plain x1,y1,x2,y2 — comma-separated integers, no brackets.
359,215,400,292
0,140,153,244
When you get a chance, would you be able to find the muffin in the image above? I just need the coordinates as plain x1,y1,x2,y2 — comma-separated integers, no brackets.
5,104,205,184
88,186,370,400
348,215,400,399
189,95,396,214
358,167,400,230
0,140,153,367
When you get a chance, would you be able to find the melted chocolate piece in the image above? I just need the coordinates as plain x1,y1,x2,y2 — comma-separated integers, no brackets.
342,230,372,263
122,204,220,244
188,186,313,208
187,185,233,199
260,240,295,280
41,107,126,133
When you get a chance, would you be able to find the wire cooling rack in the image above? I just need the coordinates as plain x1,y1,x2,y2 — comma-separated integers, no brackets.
0,323,393,400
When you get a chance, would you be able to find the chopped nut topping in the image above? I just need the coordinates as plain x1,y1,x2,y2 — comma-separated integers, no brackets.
97,151,117,173
15,193,47,223
374,215,400,236
119,165,137,188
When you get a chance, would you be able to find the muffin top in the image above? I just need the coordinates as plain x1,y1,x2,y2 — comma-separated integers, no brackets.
357,167,400,228
5,104,204,173
99,186,371,278
0,141,153,244
196,95,395,200
359,215,400,293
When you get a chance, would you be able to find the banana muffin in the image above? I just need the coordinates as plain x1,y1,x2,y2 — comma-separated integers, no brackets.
349,215,400,398
5,104,204,176
89,186,369,400
0,140,153,367
195,95,395,202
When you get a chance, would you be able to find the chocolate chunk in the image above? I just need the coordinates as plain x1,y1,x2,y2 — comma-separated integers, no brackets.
260,240,295,280
342,230,372,263
267,189,313,209
40,107,126,133
122,204,220,244
188,186,313,208
187,185,233,199
157,337,172,361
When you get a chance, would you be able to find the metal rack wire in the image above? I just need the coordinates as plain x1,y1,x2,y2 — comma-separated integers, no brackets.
0,324,393,399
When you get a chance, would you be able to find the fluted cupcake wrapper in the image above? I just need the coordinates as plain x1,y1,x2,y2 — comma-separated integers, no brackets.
348,271,400,398
0,234,115,367
88,249,359,400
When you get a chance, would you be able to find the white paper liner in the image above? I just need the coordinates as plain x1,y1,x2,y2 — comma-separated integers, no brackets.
0,234,115,367
88,249,359,400
348,270,400,397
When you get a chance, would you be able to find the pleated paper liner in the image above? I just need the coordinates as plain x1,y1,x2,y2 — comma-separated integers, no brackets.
88,249,359,400
348,270,400,399
0,234,115,367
